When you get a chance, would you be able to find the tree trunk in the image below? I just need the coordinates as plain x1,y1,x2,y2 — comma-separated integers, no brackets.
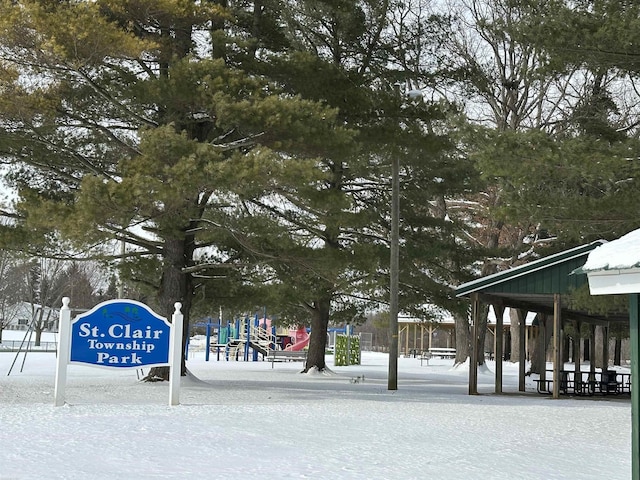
509,309,520,363
35,325,42,347
563,335,571,363
528,314,552,374
594,325,604,370
454,311,470,365
143,236,193,382
504,329,511,361
304,295,330,372
528,324,539,374
475,304,489,366
584,336,591,361
34,307,45,346
614,337,621,366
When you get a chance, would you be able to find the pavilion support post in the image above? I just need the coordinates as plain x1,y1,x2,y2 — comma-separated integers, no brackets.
469,293,479,395
496,307,504,367
518,309,526,392
602,324,610,370
575,321,582,392
552,294,562,399
589,324,597,379
630,294,640,480
494,304,504,394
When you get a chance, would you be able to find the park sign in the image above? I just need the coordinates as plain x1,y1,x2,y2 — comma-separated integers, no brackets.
54,298,183,407
70,300,171,368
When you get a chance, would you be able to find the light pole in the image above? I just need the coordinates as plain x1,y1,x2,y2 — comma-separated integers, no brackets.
387,86,423,391
388,153,400,390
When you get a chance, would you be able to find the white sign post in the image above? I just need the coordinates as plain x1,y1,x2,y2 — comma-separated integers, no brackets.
54,298,72,407
169,302,183,406
54,298,183,407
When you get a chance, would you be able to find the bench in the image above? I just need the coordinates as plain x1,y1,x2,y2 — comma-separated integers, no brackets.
428,347,456,359
420,351,431,366
266,350,308,368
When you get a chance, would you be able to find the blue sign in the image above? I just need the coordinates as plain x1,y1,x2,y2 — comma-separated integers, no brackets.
70,300,171,368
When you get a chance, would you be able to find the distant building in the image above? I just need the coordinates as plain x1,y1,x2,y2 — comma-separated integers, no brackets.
3,302,59,332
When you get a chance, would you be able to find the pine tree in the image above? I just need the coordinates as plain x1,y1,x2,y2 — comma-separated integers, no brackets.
0,0,353,377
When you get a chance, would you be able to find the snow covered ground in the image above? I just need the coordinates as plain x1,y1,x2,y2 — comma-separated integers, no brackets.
0,331,632,479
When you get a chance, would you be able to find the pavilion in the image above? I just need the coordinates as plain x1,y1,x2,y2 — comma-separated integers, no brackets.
455,240,630,395
455,237,638,480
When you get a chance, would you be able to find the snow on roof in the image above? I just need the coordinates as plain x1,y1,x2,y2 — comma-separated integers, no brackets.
581,228,640,272
399,307,537,326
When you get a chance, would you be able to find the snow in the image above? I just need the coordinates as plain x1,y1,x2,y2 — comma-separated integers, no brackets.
0,331,632,480
582,229,640,271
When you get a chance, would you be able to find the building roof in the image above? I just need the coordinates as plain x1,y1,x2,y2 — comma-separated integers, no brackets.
581,228,640,272
455,241,628,325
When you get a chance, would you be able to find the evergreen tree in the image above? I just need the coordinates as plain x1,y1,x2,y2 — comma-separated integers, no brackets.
211,0,476,370
0,0,353,377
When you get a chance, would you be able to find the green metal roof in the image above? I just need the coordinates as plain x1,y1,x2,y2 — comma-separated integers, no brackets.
456,241,605,298
454,240,630,324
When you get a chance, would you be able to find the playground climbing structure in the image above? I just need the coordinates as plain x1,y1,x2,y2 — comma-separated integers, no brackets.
191,315,313,362
227,318,276,361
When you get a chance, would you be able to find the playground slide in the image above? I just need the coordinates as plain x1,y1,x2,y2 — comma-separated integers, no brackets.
285,328,310,351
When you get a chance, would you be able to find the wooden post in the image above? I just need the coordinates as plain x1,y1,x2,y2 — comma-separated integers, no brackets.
552,294,562,399
519,309,526,392
590,324,596,378
496,305,504,377
494,305,504,394
469,293,479,395
630,294,640,480
575,321,582,393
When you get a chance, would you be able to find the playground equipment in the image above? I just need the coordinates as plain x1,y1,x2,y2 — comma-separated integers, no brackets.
227,316,276,361
187,319,235,361
284,326,310,351
191,315,313,362
334,325,361,366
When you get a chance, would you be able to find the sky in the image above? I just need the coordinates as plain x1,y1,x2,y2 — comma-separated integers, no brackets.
0,331,632,480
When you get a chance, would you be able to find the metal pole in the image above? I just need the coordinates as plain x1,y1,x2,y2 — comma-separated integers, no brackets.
388,154,400,390
629,294,639,480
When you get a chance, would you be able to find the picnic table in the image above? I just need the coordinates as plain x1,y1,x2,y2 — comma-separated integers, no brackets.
535,369,631,396
427,347,456,359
